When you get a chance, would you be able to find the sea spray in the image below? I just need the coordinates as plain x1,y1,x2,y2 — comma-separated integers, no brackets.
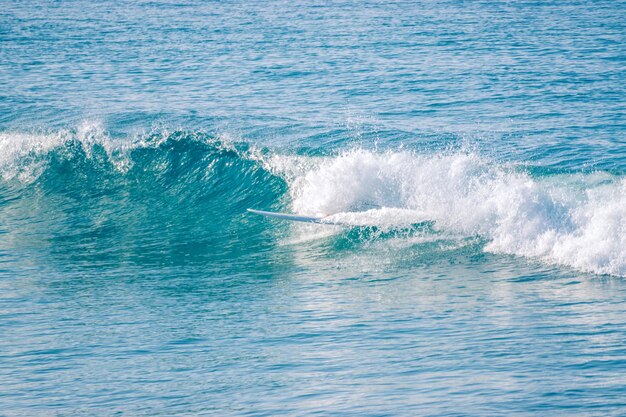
268,149,626,276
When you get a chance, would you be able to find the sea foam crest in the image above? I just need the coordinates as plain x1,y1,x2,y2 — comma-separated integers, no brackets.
269,149,626,276
0,123,241,183
0,122,129,182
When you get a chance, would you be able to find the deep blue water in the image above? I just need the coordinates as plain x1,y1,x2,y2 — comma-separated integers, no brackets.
1,1,625,415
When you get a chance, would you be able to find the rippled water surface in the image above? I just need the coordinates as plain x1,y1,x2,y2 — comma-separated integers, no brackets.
1,1,625,415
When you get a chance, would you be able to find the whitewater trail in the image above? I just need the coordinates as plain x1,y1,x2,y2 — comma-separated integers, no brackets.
265,149,626,277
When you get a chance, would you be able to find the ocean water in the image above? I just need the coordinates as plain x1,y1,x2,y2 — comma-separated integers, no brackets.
1,0,625,415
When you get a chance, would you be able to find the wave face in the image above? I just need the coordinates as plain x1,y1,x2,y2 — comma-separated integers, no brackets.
0,126,624,277
0,125,285,269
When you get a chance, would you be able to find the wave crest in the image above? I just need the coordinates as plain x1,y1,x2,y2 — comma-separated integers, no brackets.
0,127,623,276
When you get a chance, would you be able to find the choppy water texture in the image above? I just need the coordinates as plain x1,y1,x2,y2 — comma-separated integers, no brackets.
1,1,626,415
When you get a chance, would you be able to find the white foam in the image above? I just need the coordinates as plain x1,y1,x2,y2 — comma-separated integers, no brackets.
0,122,186,182
0,130,68,182
324,207,430,228
269,149,626,277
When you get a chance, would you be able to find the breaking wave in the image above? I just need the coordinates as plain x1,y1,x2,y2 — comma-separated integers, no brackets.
268,149,626,277
0,125,624,276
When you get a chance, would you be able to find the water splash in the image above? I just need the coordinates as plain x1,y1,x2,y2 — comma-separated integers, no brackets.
268,149,626,276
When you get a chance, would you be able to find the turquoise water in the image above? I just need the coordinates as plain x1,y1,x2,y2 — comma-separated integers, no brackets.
1,1,626,415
